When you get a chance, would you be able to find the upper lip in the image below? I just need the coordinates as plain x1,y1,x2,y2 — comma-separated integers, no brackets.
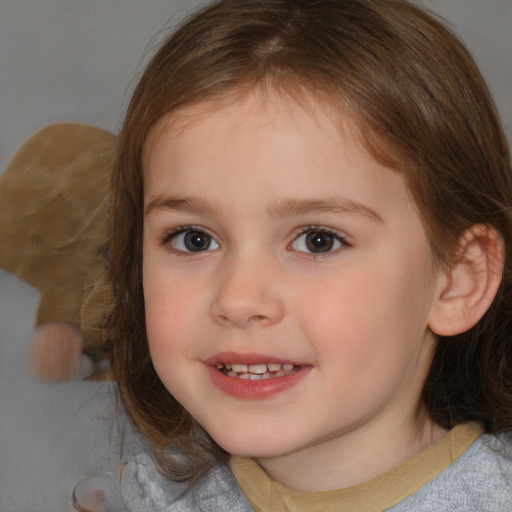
204,352,304,366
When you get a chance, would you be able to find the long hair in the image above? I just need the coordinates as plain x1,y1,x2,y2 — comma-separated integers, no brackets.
108,0,512,481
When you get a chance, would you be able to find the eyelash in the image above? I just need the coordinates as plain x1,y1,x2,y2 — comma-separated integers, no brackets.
290,226,350,257
160,225,350,256
161,226,219,255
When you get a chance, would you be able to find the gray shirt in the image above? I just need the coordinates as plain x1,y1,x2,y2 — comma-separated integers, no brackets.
120,432,512,511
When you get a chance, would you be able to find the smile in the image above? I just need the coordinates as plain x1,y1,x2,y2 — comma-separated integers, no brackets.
216,362,300,380
206,353,310,399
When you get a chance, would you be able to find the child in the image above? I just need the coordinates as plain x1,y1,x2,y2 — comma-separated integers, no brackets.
107,0,512,509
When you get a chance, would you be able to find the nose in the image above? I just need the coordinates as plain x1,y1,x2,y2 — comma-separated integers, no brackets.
210,256,285,328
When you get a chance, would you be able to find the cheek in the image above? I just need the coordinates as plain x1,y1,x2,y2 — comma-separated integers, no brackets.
143,267,200,354
143,282,198,394
297,257,434,368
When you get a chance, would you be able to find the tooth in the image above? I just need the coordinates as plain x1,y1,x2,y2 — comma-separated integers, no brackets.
231,364,248,373
227,371,238,377
267,363,281,372
249,373,262,380
239,373,251,380
248,364,267,374
282,363,295,371
225,363,232,370
216,363,224,369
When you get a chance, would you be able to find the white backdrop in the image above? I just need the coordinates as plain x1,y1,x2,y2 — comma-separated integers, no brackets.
0,1,510,511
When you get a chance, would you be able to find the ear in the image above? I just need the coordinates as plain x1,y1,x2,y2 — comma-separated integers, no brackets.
429,224,504,336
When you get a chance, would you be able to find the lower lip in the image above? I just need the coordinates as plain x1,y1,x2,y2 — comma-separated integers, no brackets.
207,365,311,400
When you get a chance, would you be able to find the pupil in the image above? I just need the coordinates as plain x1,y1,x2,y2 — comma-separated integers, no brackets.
184,231,210,251
306,232,333,253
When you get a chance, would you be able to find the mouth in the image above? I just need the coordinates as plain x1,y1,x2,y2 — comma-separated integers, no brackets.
206,353,310,399
215,362,300,380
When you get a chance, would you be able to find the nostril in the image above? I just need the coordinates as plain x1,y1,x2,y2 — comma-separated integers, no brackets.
215,312,267,326
210,278,285,327
216,314,230,324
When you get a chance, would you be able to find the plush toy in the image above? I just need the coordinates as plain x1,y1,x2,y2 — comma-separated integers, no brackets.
0,123,116,381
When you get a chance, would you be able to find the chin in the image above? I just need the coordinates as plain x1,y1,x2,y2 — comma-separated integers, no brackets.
209,427,301,460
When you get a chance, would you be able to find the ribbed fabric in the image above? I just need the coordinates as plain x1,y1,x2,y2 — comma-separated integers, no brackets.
229,423,484,511
119,423,512,511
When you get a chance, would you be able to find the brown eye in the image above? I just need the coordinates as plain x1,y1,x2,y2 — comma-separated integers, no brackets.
291,228,345,254
305,232,335,253
169,230,220,252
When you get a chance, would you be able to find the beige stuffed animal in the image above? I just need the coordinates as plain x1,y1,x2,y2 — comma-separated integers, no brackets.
0,123,116,380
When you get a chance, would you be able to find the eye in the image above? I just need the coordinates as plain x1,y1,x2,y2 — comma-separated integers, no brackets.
291,228,347,254
166,228,220,253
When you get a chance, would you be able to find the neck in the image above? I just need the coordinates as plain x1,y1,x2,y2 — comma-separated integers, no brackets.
256,411,447,493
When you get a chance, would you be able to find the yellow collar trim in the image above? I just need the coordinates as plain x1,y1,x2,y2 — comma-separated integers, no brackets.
229,423,483,512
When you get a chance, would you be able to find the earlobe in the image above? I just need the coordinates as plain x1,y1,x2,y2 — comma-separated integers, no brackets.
429,224,504,337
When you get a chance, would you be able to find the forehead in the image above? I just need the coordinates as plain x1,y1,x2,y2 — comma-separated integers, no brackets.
142,89,420,231
143,84,411,179
143,88,351,164
143,90,367,186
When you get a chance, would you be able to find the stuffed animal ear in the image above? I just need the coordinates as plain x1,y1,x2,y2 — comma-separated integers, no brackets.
0,123,116,380
428,224,504,336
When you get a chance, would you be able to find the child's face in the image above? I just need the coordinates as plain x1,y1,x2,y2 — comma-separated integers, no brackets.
142,91,443,472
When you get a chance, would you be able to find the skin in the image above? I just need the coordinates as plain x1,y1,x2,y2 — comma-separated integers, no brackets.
142,90,449,492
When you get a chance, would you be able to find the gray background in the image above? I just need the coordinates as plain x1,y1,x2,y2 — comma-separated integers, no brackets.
0,1,510,511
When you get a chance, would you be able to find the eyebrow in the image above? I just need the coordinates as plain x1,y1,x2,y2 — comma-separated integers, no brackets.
267,197,384,223
144,196,222,217
144,194,384,224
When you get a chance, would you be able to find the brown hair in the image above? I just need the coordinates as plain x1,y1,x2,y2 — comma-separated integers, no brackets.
108,0,512,481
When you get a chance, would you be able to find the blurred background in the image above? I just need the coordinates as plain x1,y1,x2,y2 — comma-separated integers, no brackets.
0,1,510,510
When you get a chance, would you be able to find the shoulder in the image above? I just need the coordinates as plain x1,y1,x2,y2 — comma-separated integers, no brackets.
119,451,253,512
389,432,512,512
